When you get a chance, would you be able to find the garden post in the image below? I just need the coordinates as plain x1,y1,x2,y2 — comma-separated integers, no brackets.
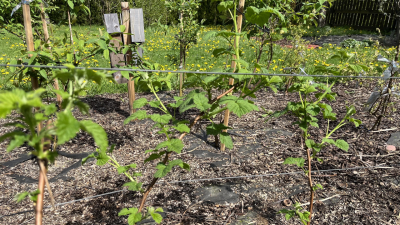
22,3,46,225
40,3,62,105
122,2,136,114
221,0,245,151
395,2,400,61
179,1,185,97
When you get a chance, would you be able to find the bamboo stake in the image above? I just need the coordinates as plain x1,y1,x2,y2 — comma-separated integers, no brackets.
40,3,62,105
220,0,245,151
122,2,136,114
22,4,45,225
179,2,184,97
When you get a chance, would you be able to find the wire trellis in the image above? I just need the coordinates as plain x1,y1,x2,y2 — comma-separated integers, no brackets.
0,165,397,218
0,64,399,80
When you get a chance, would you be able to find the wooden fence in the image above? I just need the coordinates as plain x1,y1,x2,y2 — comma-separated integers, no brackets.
326,0,397,30
296,0,398,30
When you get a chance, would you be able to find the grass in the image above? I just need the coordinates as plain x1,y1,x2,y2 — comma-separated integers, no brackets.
0,24,398,95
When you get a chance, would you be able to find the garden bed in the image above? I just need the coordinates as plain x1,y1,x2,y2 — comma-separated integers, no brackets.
1,80,400,224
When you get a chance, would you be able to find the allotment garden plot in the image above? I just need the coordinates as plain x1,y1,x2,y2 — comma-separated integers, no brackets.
1,80,400,224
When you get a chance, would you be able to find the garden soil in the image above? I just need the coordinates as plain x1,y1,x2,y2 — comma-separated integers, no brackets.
1,80,400,225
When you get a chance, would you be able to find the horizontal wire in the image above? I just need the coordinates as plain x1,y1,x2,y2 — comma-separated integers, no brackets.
0,63,398,79
0,165,397,218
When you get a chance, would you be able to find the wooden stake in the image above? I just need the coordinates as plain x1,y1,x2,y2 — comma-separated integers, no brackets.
179,3,184,97
122,2,136,114
40,3,62,105
23,4,48,224
23,4,45,225
220,0,245,151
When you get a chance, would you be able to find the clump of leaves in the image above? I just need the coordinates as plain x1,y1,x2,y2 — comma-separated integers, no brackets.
272,76,361,225
340,38,371,48
0,66,112,206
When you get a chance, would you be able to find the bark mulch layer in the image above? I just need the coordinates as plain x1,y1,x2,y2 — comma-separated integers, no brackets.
1,81,400,225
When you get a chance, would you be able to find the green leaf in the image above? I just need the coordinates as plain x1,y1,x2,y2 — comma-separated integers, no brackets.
155,139,184,153
81,152,95,165
322,138,335,145
193,94,211,111
225,99,259,118
96,149,110,166
220,132,233,149
80,120,108,152
173,124,190,133
14,192,29,203
120,25,126,32
144,153,161,163
349,118,362,127
179,162,190,171
103,49,110,61
29,189,40,202
56,111,80,145
74,100,90,115
123,181,143,191
232,59,249,69
150,114,172,124
118,208,132,216
348,64,363,73
334,139,349,151
217,1,234,12
154,163,168,178
306,105,320,116
117,163,137,174
151,212,163,224
86,69,103,84
67,0,74,9
119,207,142,225
283,157,305,168
124,110,148,124
269,76,282,83
0,131,25,142
132,98,148,109
206,123,230,135
148,100,161,108
98,40,107,49
154,159,184,178
179,90,208,113
7,135,29,152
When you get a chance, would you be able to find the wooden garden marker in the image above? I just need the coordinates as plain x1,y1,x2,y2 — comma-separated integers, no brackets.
104,13,128,84
22,3,46,225
128,6,145,114
221,0,245,151
129,8,145,43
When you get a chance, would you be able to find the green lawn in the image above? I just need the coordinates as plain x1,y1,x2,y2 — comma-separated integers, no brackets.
0,24,397,95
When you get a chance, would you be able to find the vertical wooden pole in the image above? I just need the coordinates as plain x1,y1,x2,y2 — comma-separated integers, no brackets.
221,0,245,151
23,4,39,89
122,2,136,115
22,4,45,225
40,3,62,105
179,3,184,97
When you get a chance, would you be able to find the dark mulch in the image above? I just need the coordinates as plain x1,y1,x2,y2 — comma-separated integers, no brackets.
1,80,400,225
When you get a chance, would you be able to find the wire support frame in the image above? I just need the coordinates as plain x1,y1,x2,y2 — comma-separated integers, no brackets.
0,165,397,218
0,64,399,80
